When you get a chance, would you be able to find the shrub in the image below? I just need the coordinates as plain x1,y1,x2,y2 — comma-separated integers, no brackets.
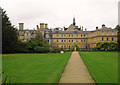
34,46,49,53
71,44,80,51
96,42,118,51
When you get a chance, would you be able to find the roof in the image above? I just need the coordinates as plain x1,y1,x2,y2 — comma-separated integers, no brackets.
96,26,117,31
52,30,91,34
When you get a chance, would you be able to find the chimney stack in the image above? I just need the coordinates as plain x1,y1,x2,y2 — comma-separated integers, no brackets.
19,23,24,30
102,24,105,28
40,23,44,29
36,25,39,30
96,27,98,30
45,23,48,28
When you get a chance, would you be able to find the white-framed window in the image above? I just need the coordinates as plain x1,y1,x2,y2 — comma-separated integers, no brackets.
76,34,78,37
107,31,109,34
69,46,71,49
81,46,83,49
102,31,104,35
72,35,73,37
72,40,73,42
64,46,66,48
84,34,85,37
64,40,66,42
112,38,114,41
102,38,104,41
81,35,82,37
112,31,114,34
107,38,109,41
64,35,66,37
57,35,59,37
81,40,83,43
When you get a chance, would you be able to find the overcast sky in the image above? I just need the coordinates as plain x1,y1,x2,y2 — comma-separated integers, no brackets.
0,0,120,30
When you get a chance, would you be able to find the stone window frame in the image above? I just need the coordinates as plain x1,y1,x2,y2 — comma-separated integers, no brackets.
84,40,85,42
71,35,73,37
112,38,114,41
102,38,104,41
76,40,78,42
64,46,66,48
76,34,78,37
72,40,73,43
112,31,114,35
69,40,70,42
84,34,85,37
69,46,71,49
69,35,70,37
102,31,104,35
81,40,83,43
64,35,66,37
107,38,109,41
64,40,66,42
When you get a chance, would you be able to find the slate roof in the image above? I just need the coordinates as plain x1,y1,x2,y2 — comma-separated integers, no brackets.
52,30,91,34
95,26,117,31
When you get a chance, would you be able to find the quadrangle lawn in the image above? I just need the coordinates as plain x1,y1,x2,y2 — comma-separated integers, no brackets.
2,52,72,83
79,52,118,84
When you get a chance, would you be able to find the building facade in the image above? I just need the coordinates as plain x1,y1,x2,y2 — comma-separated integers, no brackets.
18,19,118,50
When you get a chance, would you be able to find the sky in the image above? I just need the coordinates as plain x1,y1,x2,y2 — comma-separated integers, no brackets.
0,0,120,31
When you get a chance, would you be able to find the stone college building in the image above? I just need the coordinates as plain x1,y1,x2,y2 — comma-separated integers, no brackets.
18,18,118,50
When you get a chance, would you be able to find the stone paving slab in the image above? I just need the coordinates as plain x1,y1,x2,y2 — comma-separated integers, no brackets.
58,51,96,84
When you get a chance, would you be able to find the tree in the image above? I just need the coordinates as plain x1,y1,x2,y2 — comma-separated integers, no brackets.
29,32,50,53
115,25,120,51
2,8,18,53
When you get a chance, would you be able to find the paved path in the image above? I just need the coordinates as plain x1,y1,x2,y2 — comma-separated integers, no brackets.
58,51,96,83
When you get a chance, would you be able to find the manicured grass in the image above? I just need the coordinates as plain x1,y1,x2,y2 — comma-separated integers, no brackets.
79,52,118,84
2,52,72,83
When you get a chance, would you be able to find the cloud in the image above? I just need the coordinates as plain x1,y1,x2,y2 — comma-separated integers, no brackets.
0,0,119,30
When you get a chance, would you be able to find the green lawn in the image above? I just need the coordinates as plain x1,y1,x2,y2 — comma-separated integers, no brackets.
2,52,72,83
79,52,118,84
